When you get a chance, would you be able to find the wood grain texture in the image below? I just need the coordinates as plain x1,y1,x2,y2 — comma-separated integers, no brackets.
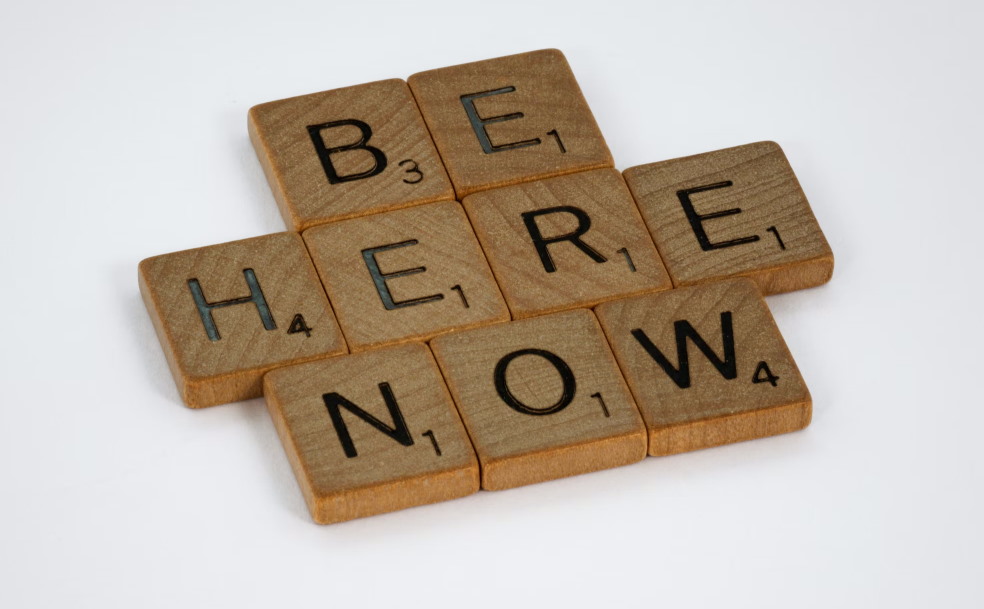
249,79,454,230
138,233,347,407
429,309,647,490
462,168,672,318
623,141,834,294
594,278,811,456
263,342,479,524
408,49,613,198
303,200,510,352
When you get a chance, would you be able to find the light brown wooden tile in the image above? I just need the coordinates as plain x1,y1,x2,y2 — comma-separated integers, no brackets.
249,79,454,230
264,342,479,524
462,168,673,319
303,200,510,352
595,278,811,456
138,233,347,408
623,141,834,294
429,309,647,491
408,49,613,198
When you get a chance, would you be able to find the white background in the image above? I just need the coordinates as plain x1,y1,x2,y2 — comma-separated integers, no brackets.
1,0,981,607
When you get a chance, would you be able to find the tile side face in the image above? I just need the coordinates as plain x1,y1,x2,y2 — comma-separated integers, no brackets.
623,141,833,294
430,309,647,490
138,233,347,407
408,49,613,197
595,278,811,455
249,79,454,230
264,342,479,524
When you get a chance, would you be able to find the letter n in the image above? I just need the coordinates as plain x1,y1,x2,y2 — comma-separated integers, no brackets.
322,382,414,458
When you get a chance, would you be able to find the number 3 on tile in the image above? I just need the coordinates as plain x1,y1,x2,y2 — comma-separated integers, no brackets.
399,159,423,184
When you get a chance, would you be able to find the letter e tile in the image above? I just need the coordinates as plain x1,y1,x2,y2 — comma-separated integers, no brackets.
303,201,510,352
623,141,833,294
409,49,613,197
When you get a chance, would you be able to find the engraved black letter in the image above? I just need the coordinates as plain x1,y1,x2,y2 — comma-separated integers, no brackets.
521,206,608,273
460,87,541,154
493,349,576,415
187,268,276,342
676,181,760,251
361,240,444,310
307,119,387,184
631,312,737,389
323,382,414,458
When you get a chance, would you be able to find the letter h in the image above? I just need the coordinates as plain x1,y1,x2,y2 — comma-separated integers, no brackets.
187,268,277,341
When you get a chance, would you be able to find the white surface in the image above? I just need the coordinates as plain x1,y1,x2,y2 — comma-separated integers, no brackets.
1,0,981,607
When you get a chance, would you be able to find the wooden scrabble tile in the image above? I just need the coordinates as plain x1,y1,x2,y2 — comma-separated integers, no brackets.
138,233,347,408
623,141,834,294
594,278,811,456
264,342,479,524
303,200,510,352
429,309,647,491
462,168,673,319
249,79,454,230
408,49,613,198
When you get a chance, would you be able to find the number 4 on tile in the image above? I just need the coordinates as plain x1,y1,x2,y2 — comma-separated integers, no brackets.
752,361,779,386
288,314,313,337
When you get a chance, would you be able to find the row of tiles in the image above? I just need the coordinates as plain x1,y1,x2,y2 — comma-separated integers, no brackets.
263,278,811,524
140,153,831,407
250,49,617,230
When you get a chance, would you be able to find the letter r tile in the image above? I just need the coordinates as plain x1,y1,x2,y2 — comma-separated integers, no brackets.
303,201,510,352
138,233,347,407
430,310,647,491
264,343,479,524
623,141,834,294
249,79,454,230
408,49,613,197
594,278,811,456
463,168,673,319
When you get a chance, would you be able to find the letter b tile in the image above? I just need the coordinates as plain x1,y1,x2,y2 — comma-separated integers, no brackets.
249,79,454,230
409,49,613,198
264,343,479,524
138,233,347,407
303,201,510,352
595,278,811,456
430,310,647,491
623,141,834,294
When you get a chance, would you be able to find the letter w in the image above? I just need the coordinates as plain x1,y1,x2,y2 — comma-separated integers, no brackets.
322,382,414,458
630,312,737,389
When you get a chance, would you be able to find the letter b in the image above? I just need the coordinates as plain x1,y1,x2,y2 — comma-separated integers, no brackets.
307,119,388,184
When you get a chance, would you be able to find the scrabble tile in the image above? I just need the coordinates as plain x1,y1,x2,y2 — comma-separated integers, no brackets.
430,310,647,491
303,200,510,352
264,342,479,524
594,278,811,456
623,141,834,294
249,79,454,230
139,233,347,407
408,49,613,198
463,168,673,319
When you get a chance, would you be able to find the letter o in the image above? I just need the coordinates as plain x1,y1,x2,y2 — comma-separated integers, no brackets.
493,348,577,416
